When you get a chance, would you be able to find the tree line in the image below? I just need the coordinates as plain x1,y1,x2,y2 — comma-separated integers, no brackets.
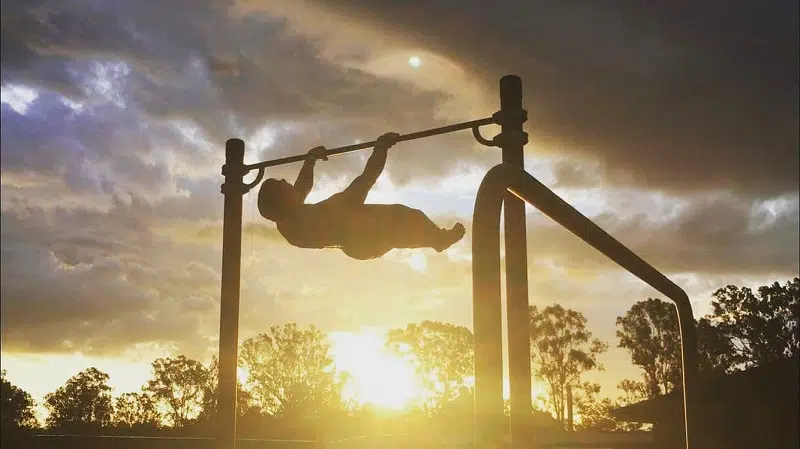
2,277,797,440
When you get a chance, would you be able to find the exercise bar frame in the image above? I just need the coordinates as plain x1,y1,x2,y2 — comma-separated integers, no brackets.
217,75,529,449
472,164,698,448
217,75,697,449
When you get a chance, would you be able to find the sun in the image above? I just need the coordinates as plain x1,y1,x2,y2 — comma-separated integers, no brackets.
407,252,428,272
408,55,422,68
329,329,424,410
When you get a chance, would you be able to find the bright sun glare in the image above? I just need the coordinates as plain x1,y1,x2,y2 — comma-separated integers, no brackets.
329,329,423,410
407,252,428,272
408,55,422,68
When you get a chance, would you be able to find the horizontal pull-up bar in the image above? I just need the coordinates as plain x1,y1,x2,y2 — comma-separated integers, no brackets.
245,116,495,171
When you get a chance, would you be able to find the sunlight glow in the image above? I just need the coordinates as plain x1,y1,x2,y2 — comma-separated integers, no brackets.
248,124,279,150
407,253,428,272
237,366,250,384
354,49,491,120
329,329,424,410
1,353,155,399
1,352,157,422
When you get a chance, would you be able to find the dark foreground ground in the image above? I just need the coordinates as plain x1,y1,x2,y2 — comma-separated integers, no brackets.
1,432,655,449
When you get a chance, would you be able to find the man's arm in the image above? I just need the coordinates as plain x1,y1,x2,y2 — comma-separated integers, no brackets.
354,132,400,187
328,132,400,205
294,146,327,201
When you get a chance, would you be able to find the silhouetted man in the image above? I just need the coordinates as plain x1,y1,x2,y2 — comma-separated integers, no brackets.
257,132,465,260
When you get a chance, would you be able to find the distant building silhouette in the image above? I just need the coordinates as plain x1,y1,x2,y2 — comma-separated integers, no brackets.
612,357,799,449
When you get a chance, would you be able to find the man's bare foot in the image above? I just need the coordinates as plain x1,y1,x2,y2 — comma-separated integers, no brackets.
434,223,466,252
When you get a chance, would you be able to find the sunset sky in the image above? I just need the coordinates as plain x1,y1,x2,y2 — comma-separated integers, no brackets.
1,0,798,414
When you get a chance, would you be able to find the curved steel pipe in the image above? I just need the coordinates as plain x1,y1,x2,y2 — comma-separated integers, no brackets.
243,167,265,193
472,168,506,447
472,164,697,449
472,125,498,147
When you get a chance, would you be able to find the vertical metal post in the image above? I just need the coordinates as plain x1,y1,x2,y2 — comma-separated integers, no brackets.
218,138,245,449
566,385,574,432
675,300,698,449
498,75,532,443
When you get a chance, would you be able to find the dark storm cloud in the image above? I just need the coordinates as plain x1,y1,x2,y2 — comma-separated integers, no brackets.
1,0,232,95
2,0,487,186
524,192,799,276
305,0,799,197
0,202,223,356
0,0,470,356
0,92,178,198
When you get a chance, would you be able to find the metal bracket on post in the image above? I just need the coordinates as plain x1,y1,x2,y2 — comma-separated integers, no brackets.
472,125,499,147
242,167,265,194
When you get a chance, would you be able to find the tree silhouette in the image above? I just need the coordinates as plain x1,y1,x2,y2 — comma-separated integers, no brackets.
616,378,649,405
144,355,208,428
239,323,343,422
616,298,740,399
573,382,617,431
695,316,737,373
616,298,682,398
44,367,113,433
707,277,799,368
528,304,607,428
198,355,255,423
113,391,160,430
615,283,794,402
1,370,38,431
386,321,474,408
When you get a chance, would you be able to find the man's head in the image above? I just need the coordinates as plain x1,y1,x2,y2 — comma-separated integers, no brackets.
257,178,301,222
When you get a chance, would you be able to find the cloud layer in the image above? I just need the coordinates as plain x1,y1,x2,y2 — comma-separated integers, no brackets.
1,0,797,368
256,0,799,196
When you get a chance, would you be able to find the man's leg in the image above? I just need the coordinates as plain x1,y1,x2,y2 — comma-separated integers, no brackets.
340,205,464,259
342,242,387,260
340,207,389,260
385,205,465,252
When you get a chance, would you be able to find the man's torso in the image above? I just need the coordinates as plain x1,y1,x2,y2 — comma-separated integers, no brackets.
277,202,399,249
278,202,344,248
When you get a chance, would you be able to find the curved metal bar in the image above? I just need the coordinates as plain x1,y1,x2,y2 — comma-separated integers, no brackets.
243,167,265,193
473,164,697,449
245,117,495,171
472,125,498,147
472,168,506,448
